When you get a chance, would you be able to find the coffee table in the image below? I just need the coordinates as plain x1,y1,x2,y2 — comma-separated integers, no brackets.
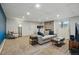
51,37,65,47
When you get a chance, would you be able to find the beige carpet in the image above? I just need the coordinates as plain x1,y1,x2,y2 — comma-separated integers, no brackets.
0,36,70,55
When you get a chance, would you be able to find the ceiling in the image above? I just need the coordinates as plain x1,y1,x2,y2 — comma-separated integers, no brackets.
1,3,79,22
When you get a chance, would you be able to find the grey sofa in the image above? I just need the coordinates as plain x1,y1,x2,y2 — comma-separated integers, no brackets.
37,35,56,44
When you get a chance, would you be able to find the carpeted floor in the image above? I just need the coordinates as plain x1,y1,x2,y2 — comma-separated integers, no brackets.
0,36,70,55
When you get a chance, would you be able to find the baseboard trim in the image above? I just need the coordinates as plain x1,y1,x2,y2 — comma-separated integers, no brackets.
0,39,6,53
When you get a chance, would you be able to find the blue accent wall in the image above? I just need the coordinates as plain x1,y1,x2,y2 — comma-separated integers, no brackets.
0,4,6,44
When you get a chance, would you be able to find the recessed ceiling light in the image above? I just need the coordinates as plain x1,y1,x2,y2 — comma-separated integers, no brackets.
35,4,40,8
57,14,60,18
19,24,22,27
26,12,30,15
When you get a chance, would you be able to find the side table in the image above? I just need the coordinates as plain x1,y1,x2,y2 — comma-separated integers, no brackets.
30,35,38,45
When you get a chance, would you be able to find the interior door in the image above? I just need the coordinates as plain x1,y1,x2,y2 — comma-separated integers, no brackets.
18,26,22,37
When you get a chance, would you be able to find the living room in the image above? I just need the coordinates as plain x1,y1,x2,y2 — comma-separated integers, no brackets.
0,3,79,55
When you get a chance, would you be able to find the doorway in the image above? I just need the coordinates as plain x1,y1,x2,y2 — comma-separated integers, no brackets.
18,24,22,37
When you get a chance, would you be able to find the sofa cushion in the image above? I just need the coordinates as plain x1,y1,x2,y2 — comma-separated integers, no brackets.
37,32,44,36
42,35,56,39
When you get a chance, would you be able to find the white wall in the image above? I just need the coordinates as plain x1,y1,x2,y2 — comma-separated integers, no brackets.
22,22,43,36
69,16,79,36
6,18,18,33
54,16,79,39
54,19,69,39
6,18,44,36
6,16,79,38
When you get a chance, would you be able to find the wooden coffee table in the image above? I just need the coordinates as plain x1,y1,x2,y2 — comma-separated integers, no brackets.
51,37,65,47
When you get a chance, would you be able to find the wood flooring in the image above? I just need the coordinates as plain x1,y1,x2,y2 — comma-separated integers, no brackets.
0,36,70,55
